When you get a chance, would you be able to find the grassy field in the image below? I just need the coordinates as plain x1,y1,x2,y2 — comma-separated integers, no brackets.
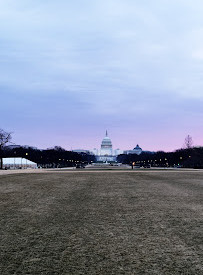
0,170,203,274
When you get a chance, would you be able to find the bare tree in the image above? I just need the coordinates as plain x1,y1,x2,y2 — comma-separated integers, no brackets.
0,129,12,169
184,135,193,149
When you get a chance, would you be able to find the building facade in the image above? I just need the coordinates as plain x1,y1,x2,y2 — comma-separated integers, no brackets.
123,144,142,155
72,131,143,163
96,131,116,162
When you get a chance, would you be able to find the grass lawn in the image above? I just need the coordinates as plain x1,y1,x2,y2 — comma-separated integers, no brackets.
0,170,203,274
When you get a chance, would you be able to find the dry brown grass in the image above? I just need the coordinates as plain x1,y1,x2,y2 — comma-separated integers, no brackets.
0,170,203,274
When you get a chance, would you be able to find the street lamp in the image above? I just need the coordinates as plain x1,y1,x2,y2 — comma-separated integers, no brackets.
25,153,28,168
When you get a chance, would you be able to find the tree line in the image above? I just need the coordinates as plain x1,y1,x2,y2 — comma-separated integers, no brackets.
117,147,203,169
3,146,96,168
0,128,95,169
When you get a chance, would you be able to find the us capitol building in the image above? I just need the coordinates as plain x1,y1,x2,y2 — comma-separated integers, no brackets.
73,131,142,162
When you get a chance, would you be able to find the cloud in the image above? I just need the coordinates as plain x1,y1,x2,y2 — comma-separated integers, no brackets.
192,50,203,60
1,0,203,99
0,0,203,149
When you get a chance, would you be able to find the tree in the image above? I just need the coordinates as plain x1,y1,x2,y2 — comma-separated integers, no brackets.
0,129,12,169
53,146,65,152
184,135,193,149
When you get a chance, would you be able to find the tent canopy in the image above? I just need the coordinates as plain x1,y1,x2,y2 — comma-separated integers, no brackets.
3,158,37,165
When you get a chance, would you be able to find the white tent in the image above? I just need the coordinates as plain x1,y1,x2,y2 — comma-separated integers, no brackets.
2,158,37,169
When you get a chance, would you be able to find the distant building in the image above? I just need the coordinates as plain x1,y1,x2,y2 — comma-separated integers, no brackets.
124,144,142,155
114,148,123,156
96,131,116,162
92,148,99,155
72,131,143,162
100,130,113,156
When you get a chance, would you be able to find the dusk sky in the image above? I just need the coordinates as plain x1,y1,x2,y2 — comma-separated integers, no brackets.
1,0,203,151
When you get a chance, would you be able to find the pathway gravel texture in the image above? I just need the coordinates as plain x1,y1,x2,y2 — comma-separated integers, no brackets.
0,170,202,274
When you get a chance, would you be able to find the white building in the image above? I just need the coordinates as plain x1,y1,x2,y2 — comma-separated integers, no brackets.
114,148,123,156
124,144,142,155
72,131,143,162
92,148,99,155
96,131,116,162
100,130,113,156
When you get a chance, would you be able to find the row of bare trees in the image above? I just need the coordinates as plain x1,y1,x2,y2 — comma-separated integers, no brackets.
0,129,96,169
3,146,96,168
0,129,12,169
118,135,203,168
118,135,202,169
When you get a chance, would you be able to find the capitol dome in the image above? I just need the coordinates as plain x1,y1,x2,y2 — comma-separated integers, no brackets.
101,132,112,148
100,131,113,156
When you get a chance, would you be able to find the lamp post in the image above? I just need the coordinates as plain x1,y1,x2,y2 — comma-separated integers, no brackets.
26,153,28,168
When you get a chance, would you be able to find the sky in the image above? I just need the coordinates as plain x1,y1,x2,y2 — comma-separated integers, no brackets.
0,0,203,151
